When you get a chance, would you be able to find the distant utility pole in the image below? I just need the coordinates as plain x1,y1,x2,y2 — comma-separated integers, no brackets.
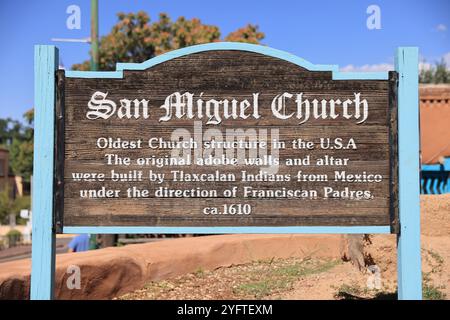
90,0,99,71
90,0,116,249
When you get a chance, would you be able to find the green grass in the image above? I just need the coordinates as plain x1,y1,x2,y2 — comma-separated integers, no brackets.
234,259,340,298
423,283,446,300
273,260,339,277
193,267,205,277
422,271,446,300
422,250,446,300
235,279,291,299
144,280,174,291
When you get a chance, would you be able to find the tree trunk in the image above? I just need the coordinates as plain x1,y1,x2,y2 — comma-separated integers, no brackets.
340,234,369,271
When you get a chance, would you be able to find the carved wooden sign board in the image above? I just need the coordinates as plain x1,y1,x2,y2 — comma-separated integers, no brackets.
55,46,399,231
33,44,423,300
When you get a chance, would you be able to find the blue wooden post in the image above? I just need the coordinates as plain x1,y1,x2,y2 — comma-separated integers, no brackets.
31,45,58,300
396,47,422,300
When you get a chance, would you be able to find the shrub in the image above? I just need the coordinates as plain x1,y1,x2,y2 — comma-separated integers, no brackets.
6,229,22,247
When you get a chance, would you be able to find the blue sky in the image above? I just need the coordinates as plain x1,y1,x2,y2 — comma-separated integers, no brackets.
0,0,449,121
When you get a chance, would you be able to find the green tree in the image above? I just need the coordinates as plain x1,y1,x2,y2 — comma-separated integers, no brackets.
0,186,31,225
419,59,450,84
72,12,264,71
225,24,265,43
23,109,34,126
0,109,34,181
0,186,14,223
9,139,33,180
0,118,23,147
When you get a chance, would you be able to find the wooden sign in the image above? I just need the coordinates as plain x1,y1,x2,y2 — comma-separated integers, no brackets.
33,44,422,300
56,47,398,230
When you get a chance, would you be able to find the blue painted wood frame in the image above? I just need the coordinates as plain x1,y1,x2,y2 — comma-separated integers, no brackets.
31,45,58,300
64,226,391,234
65,42,389,80
33,42,422,300
396,47,422,300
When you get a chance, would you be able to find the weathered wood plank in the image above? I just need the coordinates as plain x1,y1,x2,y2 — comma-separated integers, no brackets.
54,69,65,232
61,50,397,228
388,71,399,232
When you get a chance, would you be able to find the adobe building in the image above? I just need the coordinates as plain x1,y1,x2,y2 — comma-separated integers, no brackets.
419,84,450,193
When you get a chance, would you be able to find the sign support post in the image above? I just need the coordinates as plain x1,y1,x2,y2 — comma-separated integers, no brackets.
31,45,58,300
396,47,422,300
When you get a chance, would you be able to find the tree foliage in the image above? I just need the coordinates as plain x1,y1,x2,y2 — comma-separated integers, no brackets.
0,118,23,146
0,187,13,223
72,12,264,71
0,110,34,181
9,139,33,181
0,186,30,224
420,59,450,84
224,24,265,43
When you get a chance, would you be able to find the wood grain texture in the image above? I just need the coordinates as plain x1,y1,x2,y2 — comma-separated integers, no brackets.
54,70,65,233
31,45,58,300
60,50,398,228
395,47,422,299
388,71,399,233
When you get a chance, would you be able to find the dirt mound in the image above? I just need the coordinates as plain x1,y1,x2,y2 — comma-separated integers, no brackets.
0,234,344,299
